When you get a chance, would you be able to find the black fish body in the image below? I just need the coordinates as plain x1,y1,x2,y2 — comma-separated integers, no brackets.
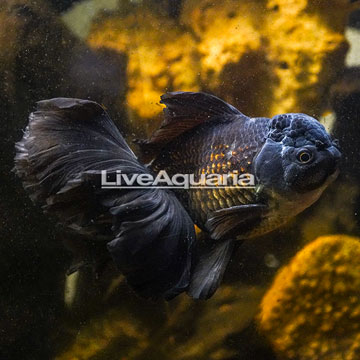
146,93,340,241
150,117,267,233
14,92,341,300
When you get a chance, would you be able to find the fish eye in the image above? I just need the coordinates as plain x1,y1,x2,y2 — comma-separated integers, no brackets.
297,149,313,164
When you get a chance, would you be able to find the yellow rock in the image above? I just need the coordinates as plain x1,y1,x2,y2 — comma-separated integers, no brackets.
181,1,264,86
263,0,351,116
88,0,356,137
181,0,274,117
258,235,360,360
183,0,353,116
88,9,200,135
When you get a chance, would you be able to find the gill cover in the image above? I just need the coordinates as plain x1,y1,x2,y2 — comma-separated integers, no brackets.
14,98,195,300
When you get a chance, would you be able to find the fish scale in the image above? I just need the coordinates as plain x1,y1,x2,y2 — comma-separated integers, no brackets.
151,117,269,229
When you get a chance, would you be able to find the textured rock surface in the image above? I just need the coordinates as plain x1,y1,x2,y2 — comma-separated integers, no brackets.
55,285,267,360
261,0,350,116
89,7,200,135
88,0,356,137
258,235,360,360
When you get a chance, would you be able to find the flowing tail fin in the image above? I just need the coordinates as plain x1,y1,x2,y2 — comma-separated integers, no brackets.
14,98,195,300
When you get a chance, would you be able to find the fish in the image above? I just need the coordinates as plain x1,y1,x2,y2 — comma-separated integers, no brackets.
14,92,341,300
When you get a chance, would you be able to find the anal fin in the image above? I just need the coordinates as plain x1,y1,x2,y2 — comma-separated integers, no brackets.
187,240,235,300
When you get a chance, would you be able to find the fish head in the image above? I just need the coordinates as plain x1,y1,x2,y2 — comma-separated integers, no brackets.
254,113,341,202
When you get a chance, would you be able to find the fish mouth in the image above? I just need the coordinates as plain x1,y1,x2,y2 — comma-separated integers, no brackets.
326,156,340,178
317,149,341,186
324,144,342,177
328,167,340,183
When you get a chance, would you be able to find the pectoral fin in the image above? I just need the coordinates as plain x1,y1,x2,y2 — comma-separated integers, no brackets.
206,204,268,241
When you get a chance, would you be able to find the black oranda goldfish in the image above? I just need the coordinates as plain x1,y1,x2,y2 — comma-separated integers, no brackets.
14,92,341,300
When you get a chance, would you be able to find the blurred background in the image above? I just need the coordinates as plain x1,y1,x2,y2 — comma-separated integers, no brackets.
1,0,360,359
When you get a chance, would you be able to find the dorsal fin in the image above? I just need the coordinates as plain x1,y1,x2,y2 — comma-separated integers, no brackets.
135,91,246,159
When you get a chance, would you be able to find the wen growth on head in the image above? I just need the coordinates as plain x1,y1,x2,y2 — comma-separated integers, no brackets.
14,92,341,300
